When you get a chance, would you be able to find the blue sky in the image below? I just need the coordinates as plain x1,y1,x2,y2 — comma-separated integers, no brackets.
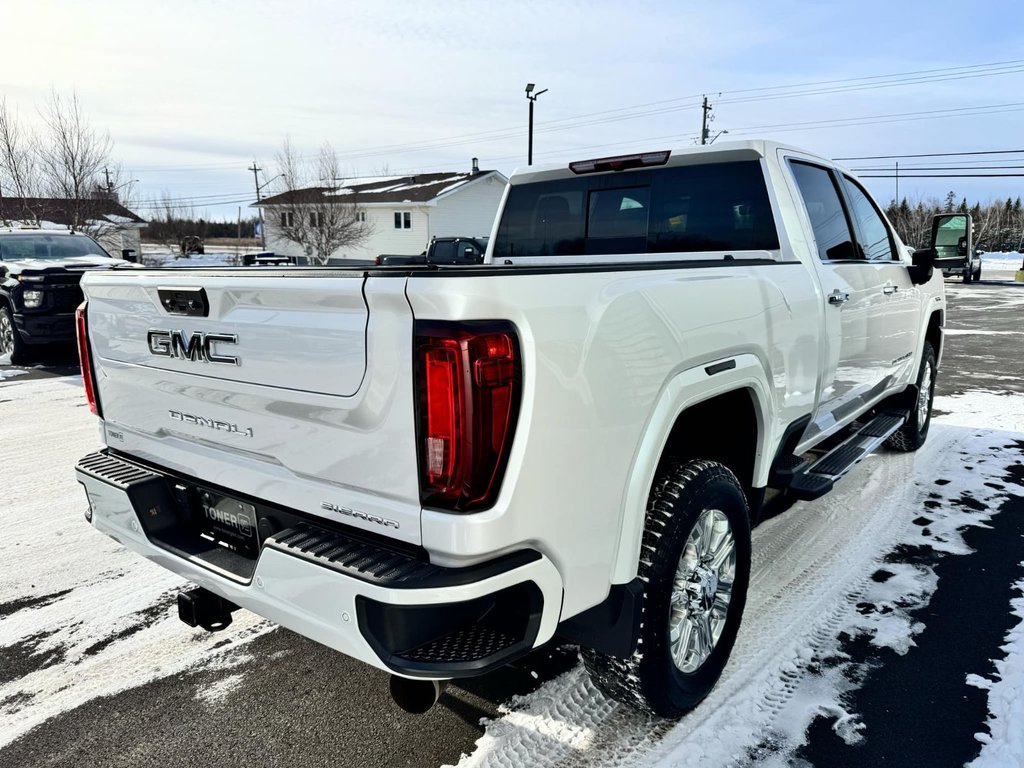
4,0,1024,219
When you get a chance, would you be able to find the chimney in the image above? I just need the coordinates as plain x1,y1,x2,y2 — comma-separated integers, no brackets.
471,157,479,175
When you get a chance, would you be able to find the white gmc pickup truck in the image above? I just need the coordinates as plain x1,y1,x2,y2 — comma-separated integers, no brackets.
74,140,962,718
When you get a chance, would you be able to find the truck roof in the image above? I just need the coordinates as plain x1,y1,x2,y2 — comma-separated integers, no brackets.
508,139,834,185
0,227,93,237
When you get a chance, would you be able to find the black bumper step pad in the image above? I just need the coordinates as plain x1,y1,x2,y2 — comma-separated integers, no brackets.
401,624,517,664
77,451,160,489
267,527,542,591
270,526,446,587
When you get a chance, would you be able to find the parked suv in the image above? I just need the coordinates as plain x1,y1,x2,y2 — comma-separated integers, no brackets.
0,228,130,363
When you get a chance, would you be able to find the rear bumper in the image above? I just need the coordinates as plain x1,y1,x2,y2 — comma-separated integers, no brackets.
75,450,562,679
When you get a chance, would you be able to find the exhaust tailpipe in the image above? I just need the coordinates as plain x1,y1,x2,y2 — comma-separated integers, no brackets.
388,675,449,714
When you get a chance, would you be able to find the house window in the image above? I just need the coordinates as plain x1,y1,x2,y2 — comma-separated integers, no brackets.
356,211,366,222
281,211,294,228
310,211,324,228
394,211,412,229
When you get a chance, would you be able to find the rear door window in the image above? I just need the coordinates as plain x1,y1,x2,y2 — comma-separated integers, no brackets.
789,161,860,262
492,160,779,259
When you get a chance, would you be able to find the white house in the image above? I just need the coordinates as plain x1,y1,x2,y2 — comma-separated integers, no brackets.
257,164,507,262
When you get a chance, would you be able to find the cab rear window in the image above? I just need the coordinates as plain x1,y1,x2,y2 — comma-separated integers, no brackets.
492,160,779,259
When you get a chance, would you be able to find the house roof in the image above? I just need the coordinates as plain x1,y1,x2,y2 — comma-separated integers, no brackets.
0,197,146,226
257,170,505,207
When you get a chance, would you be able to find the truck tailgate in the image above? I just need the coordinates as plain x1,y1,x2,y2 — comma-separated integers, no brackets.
82,272,423,544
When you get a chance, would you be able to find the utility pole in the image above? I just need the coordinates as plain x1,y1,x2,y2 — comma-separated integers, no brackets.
895,160,900,204
701,96,711,145
248,161,265,249
103,166,112,195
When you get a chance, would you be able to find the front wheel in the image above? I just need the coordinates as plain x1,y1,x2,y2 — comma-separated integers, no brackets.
582,460,752,717
886,343,936,452
0,305,27,365
962,268,973,284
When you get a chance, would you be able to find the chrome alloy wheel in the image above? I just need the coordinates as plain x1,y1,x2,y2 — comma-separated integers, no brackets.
0,311,14,358
668,507,737,674
917,360,933,427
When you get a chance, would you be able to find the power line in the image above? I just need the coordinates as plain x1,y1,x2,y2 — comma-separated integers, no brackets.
835,148,1024,160
851,165,1024,172
858,173,1024,178
121,58,1024,173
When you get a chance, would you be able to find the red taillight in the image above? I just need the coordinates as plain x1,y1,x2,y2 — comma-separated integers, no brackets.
415,322,522,511
75,302,101,417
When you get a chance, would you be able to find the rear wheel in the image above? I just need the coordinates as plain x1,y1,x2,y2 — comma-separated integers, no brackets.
962,268,973,284
581,460,751,717
0,305,27,365
886,343,936,452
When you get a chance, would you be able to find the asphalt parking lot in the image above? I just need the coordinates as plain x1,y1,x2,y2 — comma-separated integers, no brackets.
1,272,1022,768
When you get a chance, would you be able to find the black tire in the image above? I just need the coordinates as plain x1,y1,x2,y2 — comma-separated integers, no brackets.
962,268,972,284
886,343,936,452
0,304,28,365
582,460,752,717
974,266,982,282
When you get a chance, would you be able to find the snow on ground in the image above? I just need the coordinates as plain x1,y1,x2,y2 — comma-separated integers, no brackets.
451,395,1024,768
1,371,1022,765
0,376,272,749
981,251,1022,272
968,573,1024,768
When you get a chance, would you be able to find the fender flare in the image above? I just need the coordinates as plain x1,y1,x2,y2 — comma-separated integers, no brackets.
608,353,775,584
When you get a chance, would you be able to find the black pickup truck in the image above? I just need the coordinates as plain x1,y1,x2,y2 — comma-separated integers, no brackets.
0,229,133,363
376,236,488,266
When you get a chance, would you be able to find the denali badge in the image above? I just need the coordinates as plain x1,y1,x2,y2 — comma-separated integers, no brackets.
169,410,254,438
321,501,400,530
148,329,239,365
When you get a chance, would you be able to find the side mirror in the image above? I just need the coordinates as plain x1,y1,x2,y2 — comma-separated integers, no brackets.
930,213,972,268
909,248,935,285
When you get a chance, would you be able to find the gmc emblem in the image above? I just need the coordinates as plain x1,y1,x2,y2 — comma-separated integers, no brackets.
147,330,239,365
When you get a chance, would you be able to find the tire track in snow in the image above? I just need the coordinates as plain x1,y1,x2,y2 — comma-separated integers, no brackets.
452,426,1000,768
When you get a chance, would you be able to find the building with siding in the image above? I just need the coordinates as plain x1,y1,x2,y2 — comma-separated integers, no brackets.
257,165,507,262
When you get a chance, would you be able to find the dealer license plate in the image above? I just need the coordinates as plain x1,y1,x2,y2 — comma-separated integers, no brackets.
197,489,260,557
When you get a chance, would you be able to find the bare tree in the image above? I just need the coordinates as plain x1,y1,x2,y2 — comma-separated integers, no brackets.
33,92,114,230
0,92,141,243
269,138,372,265
0,98,42,223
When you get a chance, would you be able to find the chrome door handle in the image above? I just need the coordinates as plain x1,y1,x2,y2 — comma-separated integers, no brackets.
882,285,897,295
827,290,850,305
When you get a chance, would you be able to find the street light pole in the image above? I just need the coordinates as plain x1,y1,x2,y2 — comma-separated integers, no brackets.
525,83,548,165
